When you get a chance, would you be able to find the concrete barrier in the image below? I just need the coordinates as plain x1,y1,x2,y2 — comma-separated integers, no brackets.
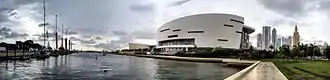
225,61,261,80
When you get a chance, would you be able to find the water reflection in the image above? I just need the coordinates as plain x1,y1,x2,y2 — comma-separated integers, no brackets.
0,53,241,80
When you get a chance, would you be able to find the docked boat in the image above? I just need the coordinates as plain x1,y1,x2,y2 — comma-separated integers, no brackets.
35,51,50,59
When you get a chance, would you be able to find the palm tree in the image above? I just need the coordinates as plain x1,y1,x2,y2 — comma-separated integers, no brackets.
282,45,291,61
323,46,330,61
292,45,300,61
269,45,275,60
306,44,314,61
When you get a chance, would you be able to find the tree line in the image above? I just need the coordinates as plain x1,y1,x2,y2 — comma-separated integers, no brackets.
276,43,330,61
0,40,45,51
170,43,330,60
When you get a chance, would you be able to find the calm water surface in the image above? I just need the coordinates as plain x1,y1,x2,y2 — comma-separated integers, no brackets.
0,52,242,80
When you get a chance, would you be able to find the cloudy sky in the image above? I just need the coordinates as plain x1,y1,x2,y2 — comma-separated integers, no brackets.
1,0,330,50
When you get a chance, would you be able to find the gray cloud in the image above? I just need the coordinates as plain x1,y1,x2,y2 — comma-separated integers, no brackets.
82,35,92,39
66,30,78,35
0,0,40,24
268,18,297,27
94,36,102,40
80,39,97,44
92,29,155,50
133,30,156,39
93,35,134,50
5,32,28,38
93,42,115,50
69,36,96,44
129,3,154,12
0,7,12,24
257,0,308,18
315,0,330,18
112,30,155,39
0,27,28,39
112,30,128,36
33,31,63,40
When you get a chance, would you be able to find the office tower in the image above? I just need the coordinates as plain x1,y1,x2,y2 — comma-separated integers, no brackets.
257,33,262,49
272,28,277,48
292,25,300,47
262,26,271,49
288,36,292,46
276,38,282,49
282,36,292,46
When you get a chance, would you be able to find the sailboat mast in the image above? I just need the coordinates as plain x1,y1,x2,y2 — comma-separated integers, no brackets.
61,24,64,48
55,14,58,50
65,28,68,50
43,0,46,48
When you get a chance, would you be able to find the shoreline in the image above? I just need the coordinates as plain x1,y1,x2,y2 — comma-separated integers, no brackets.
134,54,257,64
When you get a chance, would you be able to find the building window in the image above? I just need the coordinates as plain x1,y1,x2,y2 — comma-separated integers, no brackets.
224,24,234,27
168,35,178,38
160,28,170,32
218,39,228,41
230,19,244,24
236,31,242,33
173,29,181,32
188,31,204,33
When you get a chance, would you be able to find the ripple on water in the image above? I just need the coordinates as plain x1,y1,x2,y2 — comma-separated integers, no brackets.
0,53,243,80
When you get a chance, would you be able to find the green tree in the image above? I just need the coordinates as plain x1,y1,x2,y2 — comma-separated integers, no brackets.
281,45,291,60
323,46,330,61
298,43,308,60
15,41,23,50
23,40,34,50
292,45,300,61
306,44,314,60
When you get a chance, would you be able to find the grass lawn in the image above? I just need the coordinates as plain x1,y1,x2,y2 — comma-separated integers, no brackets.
274,60,330,80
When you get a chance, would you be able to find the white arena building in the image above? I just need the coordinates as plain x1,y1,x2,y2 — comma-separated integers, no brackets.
156,13,255,52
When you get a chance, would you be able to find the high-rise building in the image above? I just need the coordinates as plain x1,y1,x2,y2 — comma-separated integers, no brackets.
282,36,292,46
276,38,282,49
257,33,262,49
288,36,292,46
272,28,277,48
262,26,271,49
324,42,328,46
293,25,300,47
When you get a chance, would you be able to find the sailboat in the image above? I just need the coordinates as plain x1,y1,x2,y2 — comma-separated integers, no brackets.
102,50,107,56
36,0,50,59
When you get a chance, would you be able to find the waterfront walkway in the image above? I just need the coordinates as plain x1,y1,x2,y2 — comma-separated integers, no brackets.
135,55,287,80
240,62,287,80
0,52,34,57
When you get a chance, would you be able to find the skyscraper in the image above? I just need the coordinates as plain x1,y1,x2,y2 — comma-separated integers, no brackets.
276,38,282,49
262,26,271,49
293,25,300,47
272,28,277,48
257,33,262,49
288,36,292,46
282,36,292,46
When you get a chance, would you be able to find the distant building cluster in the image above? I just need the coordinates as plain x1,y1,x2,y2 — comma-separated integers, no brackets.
256,25,300,50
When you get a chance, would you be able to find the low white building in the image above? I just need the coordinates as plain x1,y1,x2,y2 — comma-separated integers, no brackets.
0,47,5,51
128,43,150,49
156,13,255,52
